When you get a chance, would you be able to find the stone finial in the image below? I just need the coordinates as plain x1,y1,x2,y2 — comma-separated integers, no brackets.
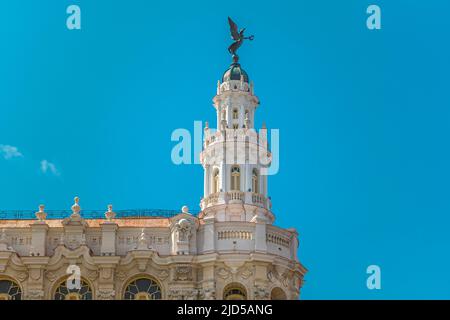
35,204,47,221
71,196,81,216
181,206,189,214
262,122,267,129
204,121,209,130
105,204,116,221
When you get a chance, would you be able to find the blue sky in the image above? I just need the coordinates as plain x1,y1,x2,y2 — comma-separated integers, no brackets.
1,0,450,299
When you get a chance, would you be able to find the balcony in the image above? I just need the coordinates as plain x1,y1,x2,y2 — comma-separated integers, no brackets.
200,192,271,210
227,191,244,203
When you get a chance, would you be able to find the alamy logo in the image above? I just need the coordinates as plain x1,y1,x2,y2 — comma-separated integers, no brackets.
66,265,81,290
170,121,280,175
66,5,81,30
366,265,381,290
366,5,381,30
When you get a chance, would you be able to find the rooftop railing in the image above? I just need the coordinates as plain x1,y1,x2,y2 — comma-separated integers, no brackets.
0,209,199,220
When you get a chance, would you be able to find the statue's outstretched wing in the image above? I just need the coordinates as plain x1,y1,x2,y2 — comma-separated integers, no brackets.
228,17,240,40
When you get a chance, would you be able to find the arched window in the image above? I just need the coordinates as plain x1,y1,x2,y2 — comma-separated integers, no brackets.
0,279,22,300
270,287,287,300
232,109,239,120
231,166,240,191
212,169,220,194
54,278,92,300
223,283,247,300
124,278,162,300
252,168,259,193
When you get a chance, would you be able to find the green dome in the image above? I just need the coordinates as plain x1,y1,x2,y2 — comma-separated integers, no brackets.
222,63,249,83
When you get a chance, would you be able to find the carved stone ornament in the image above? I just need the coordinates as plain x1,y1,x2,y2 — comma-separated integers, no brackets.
253,285,269,300
17,272,28,282
0,229,13,251
101,268,112,280
168,288,198,300
26,289,45,300
30,269,41,281
97,289,116,300
159,270,169,281
199,287,216,300
87,270,98,281
45,271,57,282
135,229,149,250
240,267,253,280
116,271,126,281
217,267,230,280
174,265,193,281
176,219,192,242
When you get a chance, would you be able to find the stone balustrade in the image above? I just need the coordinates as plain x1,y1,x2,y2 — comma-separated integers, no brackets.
227,190,244,202
200,192,270,210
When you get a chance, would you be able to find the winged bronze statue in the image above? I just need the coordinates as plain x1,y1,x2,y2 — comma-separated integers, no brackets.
227,17,254,61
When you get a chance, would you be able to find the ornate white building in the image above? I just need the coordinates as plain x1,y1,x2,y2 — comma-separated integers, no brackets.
0,57,307,300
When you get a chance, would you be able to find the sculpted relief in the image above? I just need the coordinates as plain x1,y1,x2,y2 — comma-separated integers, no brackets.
176,219,193,242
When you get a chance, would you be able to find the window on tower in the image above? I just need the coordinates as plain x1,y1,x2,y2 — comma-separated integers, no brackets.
231,166,241,191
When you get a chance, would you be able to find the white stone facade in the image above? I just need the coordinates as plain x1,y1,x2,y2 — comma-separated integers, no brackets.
0,60,307,300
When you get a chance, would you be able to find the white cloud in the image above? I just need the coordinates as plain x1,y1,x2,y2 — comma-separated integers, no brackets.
40,160,60,176
0,144,23,159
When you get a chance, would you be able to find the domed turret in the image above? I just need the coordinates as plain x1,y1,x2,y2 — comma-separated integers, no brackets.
222,62,249,83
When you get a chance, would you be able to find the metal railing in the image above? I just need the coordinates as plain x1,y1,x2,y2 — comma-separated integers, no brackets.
0,209,199,220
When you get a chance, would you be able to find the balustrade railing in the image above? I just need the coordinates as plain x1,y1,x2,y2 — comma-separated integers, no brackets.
227,191,244,202
0,209,198,220
201,192,269,209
